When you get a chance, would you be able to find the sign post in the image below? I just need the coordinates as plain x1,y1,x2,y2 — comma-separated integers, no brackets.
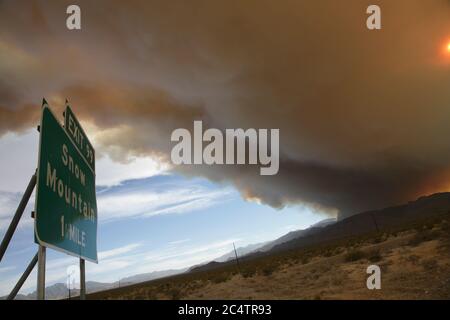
37,245,46,300
80,258,86,300
34,100,97,299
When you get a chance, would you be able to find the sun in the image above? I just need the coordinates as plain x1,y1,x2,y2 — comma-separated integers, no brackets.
442,41,450,58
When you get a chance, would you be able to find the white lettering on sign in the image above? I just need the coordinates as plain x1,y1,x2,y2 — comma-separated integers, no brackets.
61,144,86,186
67,114,85,150
66,111,95,166
45,142,96,222
46,161,95,222
61,217,87,247
66,223,86,247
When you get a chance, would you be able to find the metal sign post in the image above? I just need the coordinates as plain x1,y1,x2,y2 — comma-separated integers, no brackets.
7,252,38,300
80,258,86,300
37,245,46,300
0,173,36,263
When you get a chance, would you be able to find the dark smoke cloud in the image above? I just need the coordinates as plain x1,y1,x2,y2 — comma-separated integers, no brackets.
0,0,449,218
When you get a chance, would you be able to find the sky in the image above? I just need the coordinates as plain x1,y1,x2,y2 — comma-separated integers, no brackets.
0,0,450,296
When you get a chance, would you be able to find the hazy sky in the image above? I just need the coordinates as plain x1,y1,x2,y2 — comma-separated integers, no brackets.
0,0,449,295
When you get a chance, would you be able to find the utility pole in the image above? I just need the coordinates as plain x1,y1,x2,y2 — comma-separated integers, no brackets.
233,242,241,274
67,273,71,300
370,212,380,233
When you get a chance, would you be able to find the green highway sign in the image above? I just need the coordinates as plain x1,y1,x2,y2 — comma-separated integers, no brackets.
34,103,98,262
64,104,95,171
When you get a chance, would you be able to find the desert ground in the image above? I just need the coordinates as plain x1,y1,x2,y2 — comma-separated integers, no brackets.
88,215,450,300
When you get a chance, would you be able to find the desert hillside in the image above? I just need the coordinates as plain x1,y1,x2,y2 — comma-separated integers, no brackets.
88,213,450,300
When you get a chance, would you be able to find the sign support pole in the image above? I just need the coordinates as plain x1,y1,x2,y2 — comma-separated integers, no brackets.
7,252,38,300
80,258,86,300
0,172,36,263
37,245,46,300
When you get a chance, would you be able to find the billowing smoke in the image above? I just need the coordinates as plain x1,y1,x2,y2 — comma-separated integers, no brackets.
0,0,449,218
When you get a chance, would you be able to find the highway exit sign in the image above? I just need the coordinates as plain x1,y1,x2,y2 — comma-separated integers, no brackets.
34,102,98,262
64,104,95,171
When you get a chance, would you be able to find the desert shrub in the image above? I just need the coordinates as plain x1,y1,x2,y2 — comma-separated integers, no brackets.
406,254,420,265
312,273,320,280
285,259,296,266
144,289,157,300
423,221,437,230
371,233,388,244
330,275,344,286
169,288,182,300
261,264,277,276
367,249,382,263
322,249,334,257
346,239,360,248
421,258,438,271
379,262,389,273
413,224,425,232
344,249,365,262
408,230,440,246
318,264,332,273
211,273,230,284
301,256,311,265
390,231,398,238
241,268,257,278
440,220,450,235
130,288,151,299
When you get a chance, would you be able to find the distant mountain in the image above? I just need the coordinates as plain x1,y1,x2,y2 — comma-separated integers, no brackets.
257,218,336,252
262,192,450,254
119,268,185,284
5,281,116,300
0,293,31,300
186,192,450,274
211,219,336,264
4,269,185,300
213,242,268,263
311,218,337,228
188,218,336,273
189,261,223,273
